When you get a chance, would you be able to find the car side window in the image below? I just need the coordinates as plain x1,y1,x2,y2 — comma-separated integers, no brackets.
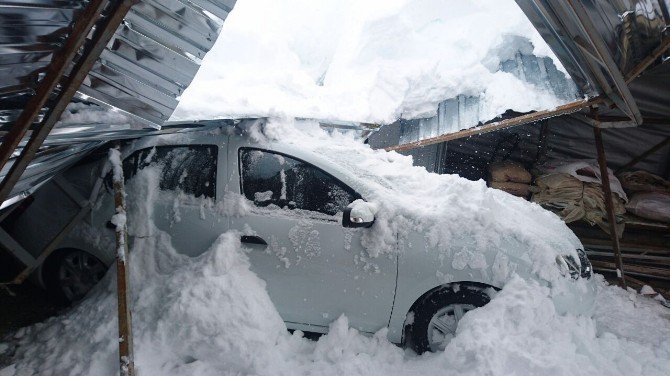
122,145,217,199
239,148,359,216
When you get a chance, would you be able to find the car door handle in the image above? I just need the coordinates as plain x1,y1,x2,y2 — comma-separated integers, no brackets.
241,235,268,246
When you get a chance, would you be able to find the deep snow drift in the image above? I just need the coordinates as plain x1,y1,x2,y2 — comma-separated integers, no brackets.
171,0,576,124
2,122,670,376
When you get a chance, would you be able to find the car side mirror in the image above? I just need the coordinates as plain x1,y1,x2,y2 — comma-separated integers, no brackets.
342,200,376,228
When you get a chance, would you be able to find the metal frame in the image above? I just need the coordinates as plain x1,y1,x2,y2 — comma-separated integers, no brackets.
0,0,136,209
564,0,642,124
624,34,670,83
0,0,109,175
0,176,93,286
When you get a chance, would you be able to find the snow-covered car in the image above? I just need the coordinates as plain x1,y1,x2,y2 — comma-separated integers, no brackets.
5,118,596,353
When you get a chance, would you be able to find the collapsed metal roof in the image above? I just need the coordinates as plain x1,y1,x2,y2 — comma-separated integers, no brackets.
516,0,670,122
390,0,670,152
0,0,237,208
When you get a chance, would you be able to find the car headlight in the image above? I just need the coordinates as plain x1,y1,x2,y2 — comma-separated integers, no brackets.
556,249,592,280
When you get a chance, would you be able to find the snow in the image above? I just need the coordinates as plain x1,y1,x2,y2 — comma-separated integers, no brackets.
640,285,656,295
2,122,670,375
53,102,133,132
171,0,574,124
257,119,582,283
107,148,123,185
2,232,669,375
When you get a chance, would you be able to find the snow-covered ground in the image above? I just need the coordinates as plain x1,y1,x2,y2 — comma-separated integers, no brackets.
171,0,575,124
2,121,670,376
2,228,669,376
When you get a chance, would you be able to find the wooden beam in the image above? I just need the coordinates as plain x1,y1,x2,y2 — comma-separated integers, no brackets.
614,136,670,174
110,145,135,376
598,116,670,125
591,260,670,280
385,97,602,152
0,0,108,174
625,34,670,83
0,0,136,208
593,119,627,288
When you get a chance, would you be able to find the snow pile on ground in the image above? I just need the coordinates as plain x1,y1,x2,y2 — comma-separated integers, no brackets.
172,0,575,124
1,235,669,375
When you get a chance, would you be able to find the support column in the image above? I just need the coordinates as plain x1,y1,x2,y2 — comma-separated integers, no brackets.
110,146,135,376
593,123,627,289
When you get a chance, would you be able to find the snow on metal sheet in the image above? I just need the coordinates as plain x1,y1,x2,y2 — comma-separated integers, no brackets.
399,51,578,144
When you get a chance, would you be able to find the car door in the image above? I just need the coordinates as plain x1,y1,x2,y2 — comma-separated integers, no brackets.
227,140,397,334
94,139,229,258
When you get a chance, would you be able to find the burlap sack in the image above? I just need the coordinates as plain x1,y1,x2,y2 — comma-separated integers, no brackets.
489,161,531,183
490,181,531,197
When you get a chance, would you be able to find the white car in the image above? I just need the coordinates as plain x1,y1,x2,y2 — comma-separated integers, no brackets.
5,119,596,353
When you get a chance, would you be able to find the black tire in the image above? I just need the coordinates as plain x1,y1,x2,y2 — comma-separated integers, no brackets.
404,284,492,353
43,249,108,304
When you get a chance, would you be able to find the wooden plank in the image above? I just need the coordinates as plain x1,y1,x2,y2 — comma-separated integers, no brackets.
11,204,92,284
385,97,602,152
582,240,670,254
624,34,670,83
586,250,670,265
0,227,35,267
110,146,135,376
591,260,670,279
615,136,670,174
594,124,627,288
620,274,669,301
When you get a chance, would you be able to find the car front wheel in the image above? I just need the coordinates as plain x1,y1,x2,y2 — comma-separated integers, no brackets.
404,284,492,353
45,249,107,303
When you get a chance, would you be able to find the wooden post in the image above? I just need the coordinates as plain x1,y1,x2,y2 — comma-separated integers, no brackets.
109,145,135,376
592,118,627,288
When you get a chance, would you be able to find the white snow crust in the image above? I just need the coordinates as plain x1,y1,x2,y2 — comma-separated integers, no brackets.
171,0,574,124
2,123,670,376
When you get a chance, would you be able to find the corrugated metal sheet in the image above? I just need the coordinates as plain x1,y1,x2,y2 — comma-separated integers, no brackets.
0,0,237,208
395,0,670,147
1,0,236,129
399,51,578,144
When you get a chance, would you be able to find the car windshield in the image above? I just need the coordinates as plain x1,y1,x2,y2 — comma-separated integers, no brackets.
312,147,398,197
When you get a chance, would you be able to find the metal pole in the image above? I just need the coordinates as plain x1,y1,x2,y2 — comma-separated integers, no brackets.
110,145,135,376
593,118,627,288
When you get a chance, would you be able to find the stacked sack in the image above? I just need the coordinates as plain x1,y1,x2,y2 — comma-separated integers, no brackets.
531,160,627,234
488,161,532,198
619,171,670,223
